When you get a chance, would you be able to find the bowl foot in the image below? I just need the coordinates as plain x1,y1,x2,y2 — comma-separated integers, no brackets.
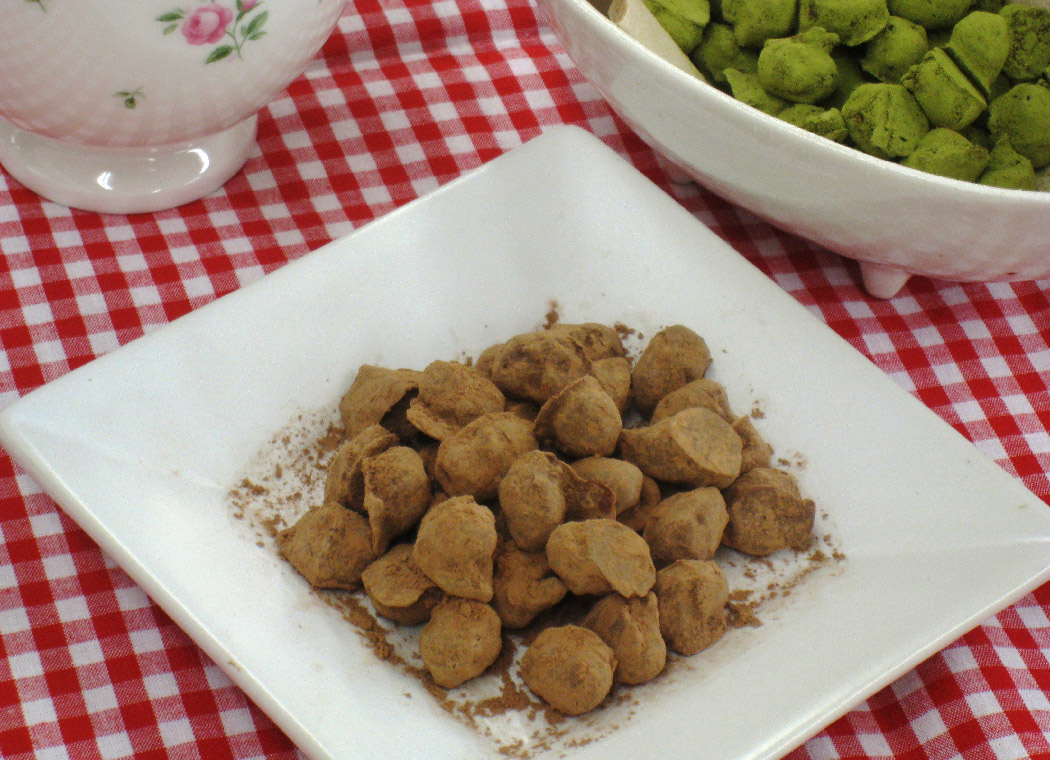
0,116,258,214
860,261,911,299
655,153,696,186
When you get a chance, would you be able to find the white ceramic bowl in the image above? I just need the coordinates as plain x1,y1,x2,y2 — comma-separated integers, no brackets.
536,0,1050,296
0,0,348,213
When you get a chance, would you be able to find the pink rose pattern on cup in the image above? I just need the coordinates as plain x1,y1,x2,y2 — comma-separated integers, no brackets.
157,0,269,63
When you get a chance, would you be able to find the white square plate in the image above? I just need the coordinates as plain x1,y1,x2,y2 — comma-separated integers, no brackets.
4,125,1050,760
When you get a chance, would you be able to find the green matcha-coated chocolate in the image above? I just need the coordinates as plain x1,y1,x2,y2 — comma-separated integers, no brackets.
901,47,986,129
778,103,851,139
886,0,972,29
758,27,841,102
724,68,791,113
799,0,890,45
649,0,713,27
842,82,930,157
945,12,1010,97
644,0,708,51
925,26,953,47
691,22,760,82
637,0,1048,188
987,82,1050,167
1000,4,1050,83
861,15,929,82
901,127,989,179
722,0,798,47
825,49,872,107
972,0,1005,13
963,123,993,148
988,72,1013,101
977,135,1037,188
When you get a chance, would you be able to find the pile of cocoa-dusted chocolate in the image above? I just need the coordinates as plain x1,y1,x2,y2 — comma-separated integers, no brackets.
276,323,815,715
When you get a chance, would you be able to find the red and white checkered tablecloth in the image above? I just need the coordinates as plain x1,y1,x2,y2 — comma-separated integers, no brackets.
2,1,1049,758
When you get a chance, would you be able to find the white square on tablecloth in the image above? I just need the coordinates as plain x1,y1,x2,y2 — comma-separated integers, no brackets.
33,340,66,366
863,332,895,356
129,287,161,307
330,118,363,142
1001,393,1035,417
129,627,164,655
35,747,71,760
22,696,58,725
1006,314,1038,337
932,362,964,386
183,276,215,301
68,639,105,667
993,646,1026,670
219,706,255,735
910,708,948,743
64,258,95,280
22,302,54,326
980,355,1011,378
965,690,1003,718
348,151,378,173
0,605,30,634
114,585,149,612
96,732,133,760
298,161,326,181
3,236,30,254
11,266,42,288
87,332,120,358
961,318,992,340
1019,688,1050,713
83,684,119,712
800,735,838,760
41,553,75,581
204,663,232,690
105,226,135,243
235,265,266,287
55,596,91,624
857,733,892,757
144,672,179,700
989,734,1029,760
361,184,392,206
1015,604,1050,628
76,293,109,316
246,170,278,192
913,325,941,347
116,253,148,272
28,511,62,536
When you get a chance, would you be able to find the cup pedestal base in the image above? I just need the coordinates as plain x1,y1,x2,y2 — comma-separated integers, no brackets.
0,116,258,214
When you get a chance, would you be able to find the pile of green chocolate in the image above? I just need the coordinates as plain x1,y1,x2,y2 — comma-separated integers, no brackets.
638,0,1050,188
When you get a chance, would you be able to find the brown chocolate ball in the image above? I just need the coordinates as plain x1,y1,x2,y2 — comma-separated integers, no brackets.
582,592,666,684
413,496,497,602
546,519,656,597
520,625,616,714
653,559,728,655
722,468,815,556
643,487,729,565
631,325,712,415
277,502,375,590
419,597,502,688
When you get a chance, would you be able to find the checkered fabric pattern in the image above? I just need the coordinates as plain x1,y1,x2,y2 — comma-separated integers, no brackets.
1,0,1048,758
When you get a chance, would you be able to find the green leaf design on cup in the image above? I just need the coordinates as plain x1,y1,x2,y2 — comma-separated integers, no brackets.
206,45,235,63
115,88,145,110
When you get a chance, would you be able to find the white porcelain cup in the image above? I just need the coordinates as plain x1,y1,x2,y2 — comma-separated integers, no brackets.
0,0,349,213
